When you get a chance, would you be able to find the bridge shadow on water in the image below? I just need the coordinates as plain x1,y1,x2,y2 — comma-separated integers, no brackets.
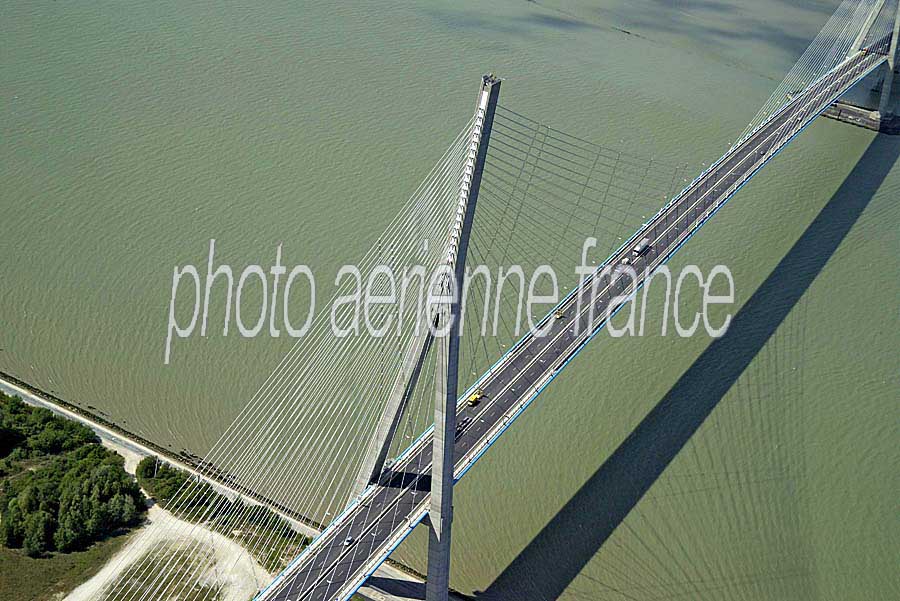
473,135,899,601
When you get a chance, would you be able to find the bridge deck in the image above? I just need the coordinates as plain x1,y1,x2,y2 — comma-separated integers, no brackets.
258,43,887,601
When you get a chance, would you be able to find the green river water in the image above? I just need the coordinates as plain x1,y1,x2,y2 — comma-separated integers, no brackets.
1,1,897,599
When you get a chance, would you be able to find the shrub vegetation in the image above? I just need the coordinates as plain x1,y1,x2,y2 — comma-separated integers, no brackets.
0,392,144,557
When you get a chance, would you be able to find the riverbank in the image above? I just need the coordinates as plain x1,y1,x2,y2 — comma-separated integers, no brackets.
0,389,145,601
0,371,320,538
0,373,464,601
0,372,197,476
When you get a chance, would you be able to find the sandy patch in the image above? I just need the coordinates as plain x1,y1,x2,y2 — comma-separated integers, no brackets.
64,505,272,601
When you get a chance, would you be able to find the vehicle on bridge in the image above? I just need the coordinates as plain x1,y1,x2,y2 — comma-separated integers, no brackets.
467,388,485,407
456,417,472,439
632,237,652,257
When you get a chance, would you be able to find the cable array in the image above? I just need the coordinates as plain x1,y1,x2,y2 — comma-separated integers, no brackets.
457,105,687,385
97,118,476,601
96,2,895,598
736,0,891,145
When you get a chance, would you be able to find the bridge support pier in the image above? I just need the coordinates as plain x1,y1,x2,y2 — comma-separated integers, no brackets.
426,308,456,601
426,74,500,601
825,1,900,132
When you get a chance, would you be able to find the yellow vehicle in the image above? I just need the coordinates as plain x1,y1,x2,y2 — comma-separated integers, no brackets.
467,388,485,407
554,309,565,319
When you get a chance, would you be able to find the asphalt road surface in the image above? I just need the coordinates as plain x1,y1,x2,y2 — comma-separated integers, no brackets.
258,41,888,601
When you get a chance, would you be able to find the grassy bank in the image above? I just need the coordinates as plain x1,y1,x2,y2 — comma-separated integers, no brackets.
0,515,135,601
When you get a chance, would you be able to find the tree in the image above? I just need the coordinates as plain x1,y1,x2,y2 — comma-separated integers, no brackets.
136,456,189,505
0,427,23,458
53,495,87,552
1,392,146,554
1,497,25,548
23,510,54,557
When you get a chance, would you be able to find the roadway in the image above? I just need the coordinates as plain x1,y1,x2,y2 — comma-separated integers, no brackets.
258,41,888,601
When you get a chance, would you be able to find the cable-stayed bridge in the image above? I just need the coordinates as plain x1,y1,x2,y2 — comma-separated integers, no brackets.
97,2,899,600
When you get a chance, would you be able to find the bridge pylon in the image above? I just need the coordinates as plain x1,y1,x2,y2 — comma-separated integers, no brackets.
349,74,501,601
426,74,501,601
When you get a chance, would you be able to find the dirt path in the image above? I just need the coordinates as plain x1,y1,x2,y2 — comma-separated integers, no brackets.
64,505,272,601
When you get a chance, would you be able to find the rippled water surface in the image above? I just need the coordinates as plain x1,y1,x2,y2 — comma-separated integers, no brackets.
2,1,897,599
